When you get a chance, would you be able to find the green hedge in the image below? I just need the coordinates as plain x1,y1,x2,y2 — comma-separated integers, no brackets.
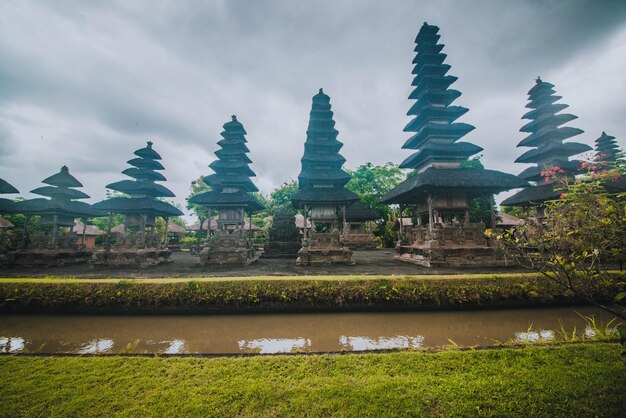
0,276,622,314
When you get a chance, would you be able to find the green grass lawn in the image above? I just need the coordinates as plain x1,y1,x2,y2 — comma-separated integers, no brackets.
1,343,624,417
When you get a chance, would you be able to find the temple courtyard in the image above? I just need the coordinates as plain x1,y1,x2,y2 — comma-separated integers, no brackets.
0,249,527,278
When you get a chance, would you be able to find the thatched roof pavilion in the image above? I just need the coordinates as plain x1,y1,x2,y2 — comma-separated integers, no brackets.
93,141,183,225
189,116,264,215
594,132,622,164
11,166,103,248
13,166,103,225
381,23,526,225
502,78,591,207
291,89,359,212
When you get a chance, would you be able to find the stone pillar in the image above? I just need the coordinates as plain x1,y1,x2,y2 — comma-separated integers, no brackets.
248,211,252,241
398,204,404,242
427,194,433,233
51,214,59,248
141,214,147,248
303,204,308,241
206,208,211,238
105,213,113,249
164,217,169,246
21,215,30,249
489,195,497,229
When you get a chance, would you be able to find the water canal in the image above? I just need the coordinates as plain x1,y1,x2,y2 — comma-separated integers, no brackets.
0,307,616,355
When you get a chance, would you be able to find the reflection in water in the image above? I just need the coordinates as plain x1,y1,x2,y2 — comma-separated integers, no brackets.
514,330,555,343
0,337,25,353
78,339,114,354
163,339,185,354
0,307,616,355
238,338,312,354
340,335,424,351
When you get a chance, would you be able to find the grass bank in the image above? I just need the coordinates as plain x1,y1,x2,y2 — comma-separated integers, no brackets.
0,272,543,282
1,343,624,417
0,275,622,314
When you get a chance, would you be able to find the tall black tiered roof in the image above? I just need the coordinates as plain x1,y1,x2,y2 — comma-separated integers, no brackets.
189,116,264,212
13,166,103,219
382,23,527,205
291,89,359,207
94,142,183,217
594,132,621,163
0,178,19,214
502,78,592,207
400,22,481,171
515,78,590,182
0,178,19,195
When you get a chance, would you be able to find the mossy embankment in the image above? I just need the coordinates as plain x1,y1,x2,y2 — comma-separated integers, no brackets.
0,274,622,314
1,344,624,417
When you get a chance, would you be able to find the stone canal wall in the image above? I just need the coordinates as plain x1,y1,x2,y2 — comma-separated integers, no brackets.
0,275,622,314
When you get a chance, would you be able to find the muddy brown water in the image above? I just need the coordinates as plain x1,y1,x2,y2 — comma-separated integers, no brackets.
0,307,616,355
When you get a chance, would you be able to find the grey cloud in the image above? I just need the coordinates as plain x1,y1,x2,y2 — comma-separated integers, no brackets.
0,0,625,218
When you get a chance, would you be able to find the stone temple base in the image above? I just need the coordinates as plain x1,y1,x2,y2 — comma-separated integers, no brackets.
296,232,355,266
91,248,173,268
0,250,93,267
198,233,258,266
341,233,377,250
395,244,509,268
263,241,301,258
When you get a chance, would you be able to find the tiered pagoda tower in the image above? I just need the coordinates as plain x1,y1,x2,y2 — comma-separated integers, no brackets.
502,78,591,212
593,132,626,193
0,178,18,257
291,89,359,265
189,115,263,265
93,141,182,266
594,132,621,164
8,166,103,265
381,23,527,267
399,23,480,172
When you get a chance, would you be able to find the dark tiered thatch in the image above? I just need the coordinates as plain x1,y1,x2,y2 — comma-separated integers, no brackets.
93,141,183,219
502,78,592,207
382,168,528,204
189,116,264,213
12,166,103,225
0,178,19,214
0,178,19,194
500,182,562,207
594,132,622,163
291,89,359,208
399,22,480,171
383,23,527,206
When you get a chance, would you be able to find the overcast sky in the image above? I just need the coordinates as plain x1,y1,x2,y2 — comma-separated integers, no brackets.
1,0,625,220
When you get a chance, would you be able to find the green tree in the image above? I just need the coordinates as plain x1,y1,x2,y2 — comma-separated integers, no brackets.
269,180,299,209
345,162,405,217
460,156,497,227
493,159,626,320
345,163,406,247
186,177,211,221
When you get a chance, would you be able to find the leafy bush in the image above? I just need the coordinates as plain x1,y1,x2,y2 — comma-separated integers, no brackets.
0,275,621,314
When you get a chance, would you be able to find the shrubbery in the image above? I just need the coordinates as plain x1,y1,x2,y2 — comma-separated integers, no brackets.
0,275,621,314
